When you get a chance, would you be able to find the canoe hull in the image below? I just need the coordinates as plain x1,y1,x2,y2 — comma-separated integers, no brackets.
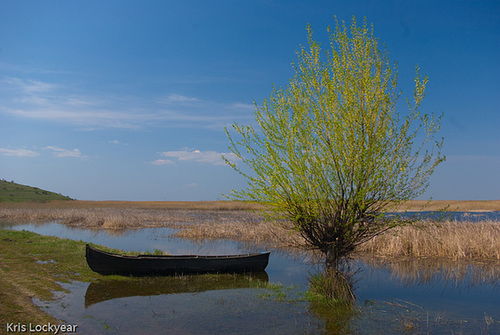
85,244,270,276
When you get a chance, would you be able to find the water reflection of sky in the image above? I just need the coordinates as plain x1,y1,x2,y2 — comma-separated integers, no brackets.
355,259,500,321
2,219,499,334
386,211,500,221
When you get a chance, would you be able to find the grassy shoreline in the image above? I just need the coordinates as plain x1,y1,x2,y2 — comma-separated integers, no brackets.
0,229,159,326
0,229,100,326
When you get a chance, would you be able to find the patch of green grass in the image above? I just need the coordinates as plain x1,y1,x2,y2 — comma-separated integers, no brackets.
255,281,307,304
0,228,128,324
84,245,169,256
0,180,73,202
257,282,287,301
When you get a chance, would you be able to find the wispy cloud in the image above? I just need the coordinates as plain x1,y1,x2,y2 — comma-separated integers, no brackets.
3,77,56,93
0,147,39,157
0,145,85,158
43,146,84,158
159,93,200,104
152,159,175,165
0,77,253,130
155,149,238,166
229,102,254,110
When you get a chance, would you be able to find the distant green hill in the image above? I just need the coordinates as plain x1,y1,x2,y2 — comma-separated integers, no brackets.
0,180,74,202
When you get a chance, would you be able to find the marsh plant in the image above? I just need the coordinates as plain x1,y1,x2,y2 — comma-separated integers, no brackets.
306,271,359,334
307,266,357,308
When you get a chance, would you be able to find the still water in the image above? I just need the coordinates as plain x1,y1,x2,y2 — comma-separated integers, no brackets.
1,219,499,334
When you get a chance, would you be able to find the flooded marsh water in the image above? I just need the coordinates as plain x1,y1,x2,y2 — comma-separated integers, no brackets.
1,218,499,334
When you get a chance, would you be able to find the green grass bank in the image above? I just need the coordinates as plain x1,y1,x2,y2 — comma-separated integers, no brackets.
0,229,99,325
0,180,73,203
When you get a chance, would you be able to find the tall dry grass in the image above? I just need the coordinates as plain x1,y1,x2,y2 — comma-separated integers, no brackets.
176,219,500,260
0,201,262,229
1,207,159,228
0,200,261,210
358,220,500,260
0,206,261,229
174,219,305,248
2,199,498,211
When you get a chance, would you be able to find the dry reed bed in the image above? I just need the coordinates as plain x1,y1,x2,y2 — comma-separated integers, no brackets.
0,206,301,247
3,199,500,211
0,207,261,229
0,200,261,210
175,219,500,260
1,204,499,260
174,219,305,248
358,220,500,260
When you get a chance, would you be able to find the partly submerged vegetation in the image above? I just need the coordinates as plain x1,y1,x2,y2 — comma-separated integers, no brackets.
307,268,357,307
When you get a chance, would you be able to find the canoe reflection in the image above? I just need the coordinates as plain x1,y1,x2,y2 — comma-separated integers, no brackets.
85,272,269,308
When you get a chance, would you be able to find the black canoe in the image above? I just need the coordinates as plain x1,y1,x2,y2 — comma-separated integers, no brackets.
85,244,270,276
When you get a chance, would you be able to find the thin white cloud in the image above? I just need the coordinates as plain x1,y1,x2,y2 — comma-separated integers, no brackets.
230,102,254,110
184,182,198,188
159,93,200,104
0,145,86,158
0,148,39,157
156,149,238,166
3,77,56,93
44,146,83,158
152,159,175,165
0,77,253,130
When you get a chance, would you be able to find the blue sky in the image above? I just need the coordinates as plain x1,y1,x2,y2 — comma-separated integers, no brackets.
0,0,499,201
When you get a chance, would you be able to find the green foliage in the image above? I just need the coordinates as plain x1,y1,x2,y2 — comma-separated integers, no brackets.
0,179,73,202
224,17,445,266
151,248,166,255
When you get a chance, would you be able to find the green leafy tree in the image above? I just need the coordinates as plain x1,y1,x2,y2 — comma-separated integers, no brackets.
224,17,445,268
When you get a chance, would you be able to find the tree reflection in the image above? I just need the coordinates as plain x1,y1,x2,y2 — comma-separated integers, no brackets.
305,262,360,334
